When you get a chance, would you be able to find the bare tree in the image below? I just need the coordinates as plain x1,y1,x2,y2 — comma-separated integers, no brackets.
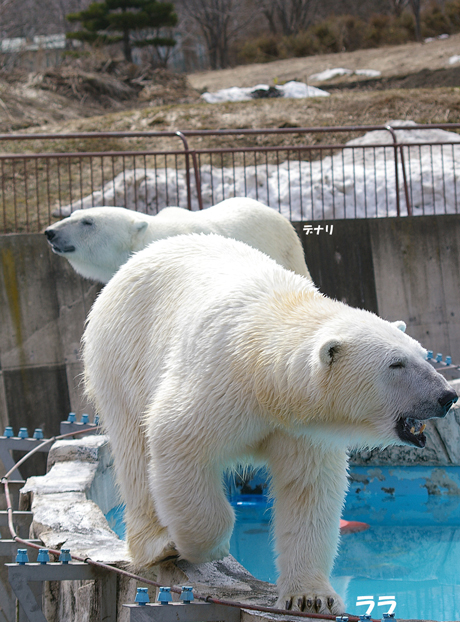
0,0,90,38
388,0,424,40
408,0,422,40
177,0,252,70
261,0,320,37
388,0,409,16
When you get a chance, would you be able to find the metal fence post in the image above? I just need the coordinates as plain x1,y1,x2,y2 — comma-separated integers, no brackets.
385,125,411,216
175,132,193,210
190,151,203,210
398,145,412,216
175,132,203,210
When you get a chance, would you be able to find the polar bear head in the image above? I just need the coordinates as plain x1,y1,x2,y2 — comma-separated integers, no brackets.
300,305,457,449
44,207,149,283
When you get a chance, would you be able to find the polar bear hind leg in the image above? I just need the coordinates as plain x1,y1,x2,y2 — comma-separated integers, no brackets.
108,421,176,566
86,394,177,566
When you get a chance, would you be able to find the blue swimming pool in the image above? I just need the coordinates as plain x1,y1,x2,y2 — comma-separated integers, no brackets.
106,466,460,621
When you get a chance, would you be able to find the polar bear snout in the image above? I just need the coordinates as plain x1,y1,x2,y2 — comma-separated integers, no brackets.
44,227,76,254
438,388,458,417
406,386,457,421
395,388,457,448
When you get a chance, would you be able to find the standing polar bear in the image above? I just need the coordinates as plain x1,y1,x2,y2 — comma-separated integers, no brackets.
83,234,457,615
45,197,310,283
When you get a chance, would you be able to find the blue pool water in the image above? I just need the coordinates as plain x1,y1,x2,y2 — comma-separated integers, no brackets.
106,466,460,621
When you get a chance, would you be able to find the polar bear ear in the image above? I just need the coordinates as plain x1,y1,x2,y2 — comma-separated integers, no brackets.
393,321,406,333
133,221,148,233
319,339,342,366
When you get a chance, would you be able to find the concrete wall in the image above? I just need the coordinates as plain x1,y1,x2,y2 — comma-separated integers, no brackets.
294,214,460,357
0,234,102,477
1,214,460,473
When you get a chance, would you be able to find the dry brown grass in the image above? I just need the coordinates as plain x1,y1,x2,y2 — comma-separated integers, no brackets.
5,87,458,144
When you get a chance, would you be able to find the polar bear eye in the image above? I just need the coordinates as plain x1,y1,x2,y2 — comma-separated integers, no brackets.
81,218,94,226
389,361,405,369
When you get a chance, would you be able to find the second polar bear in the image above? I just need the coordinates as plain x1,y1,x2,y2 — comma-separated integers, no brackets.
82,233,457,615
44,197,310,282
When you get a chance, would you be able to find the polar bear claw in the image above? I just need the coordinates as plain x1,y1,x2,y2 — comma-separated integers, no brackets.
280,591,345,614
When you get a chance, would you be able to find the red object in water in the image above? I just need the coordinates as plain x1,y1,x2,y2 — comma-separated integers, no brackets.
340,519,370,533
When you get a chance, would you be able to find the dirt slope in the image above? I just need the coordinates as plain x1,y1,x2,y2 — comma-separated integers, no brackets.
0,60,200,133
188,34,460,91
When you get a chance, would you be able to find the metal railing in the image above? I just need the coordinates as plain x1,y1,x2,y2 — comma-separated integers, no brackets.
1,124,460,233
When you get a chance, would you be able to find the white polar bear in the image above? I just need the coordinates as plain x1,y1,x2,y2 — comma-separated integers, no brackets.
44,197,310,283
82,234,457,615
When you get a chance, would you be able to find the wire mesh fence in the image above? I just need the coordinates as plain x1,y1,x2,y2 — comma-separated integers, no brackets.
1,124,460,233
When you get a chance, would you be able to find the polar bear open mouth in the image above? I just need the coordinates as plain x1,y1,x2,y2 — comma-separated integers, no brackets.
396,417,427,448
50,242,76,254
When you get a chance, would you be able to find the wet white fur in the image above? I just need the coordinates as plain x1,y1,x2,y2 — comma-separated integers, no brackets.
46,197,310,283
83,234,452,614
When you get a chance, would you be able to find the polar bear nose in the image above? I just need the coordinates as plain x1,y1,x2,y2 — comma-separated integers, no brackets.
45,229,55,240
438,389,458,415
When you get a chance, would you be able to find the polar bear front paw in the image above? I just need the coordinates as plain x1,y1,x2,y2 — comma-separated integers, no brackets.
277,590,345,615
128,529,178,567
179,539,231,564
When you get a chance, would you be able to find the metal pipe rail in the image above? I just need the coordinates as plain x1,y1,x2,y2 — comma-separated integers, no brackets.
2,122,459,141
0,436,52,480
0,418,99,479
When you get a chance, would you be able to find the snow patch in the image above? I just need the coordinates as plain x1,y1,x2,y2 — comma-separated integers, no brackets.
201,85,262,103
201,81,329,103
309,67,381,82
309,68,353,82
280,81,330,98
347,119,460,146
425,33,450,43
355,69,382,78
